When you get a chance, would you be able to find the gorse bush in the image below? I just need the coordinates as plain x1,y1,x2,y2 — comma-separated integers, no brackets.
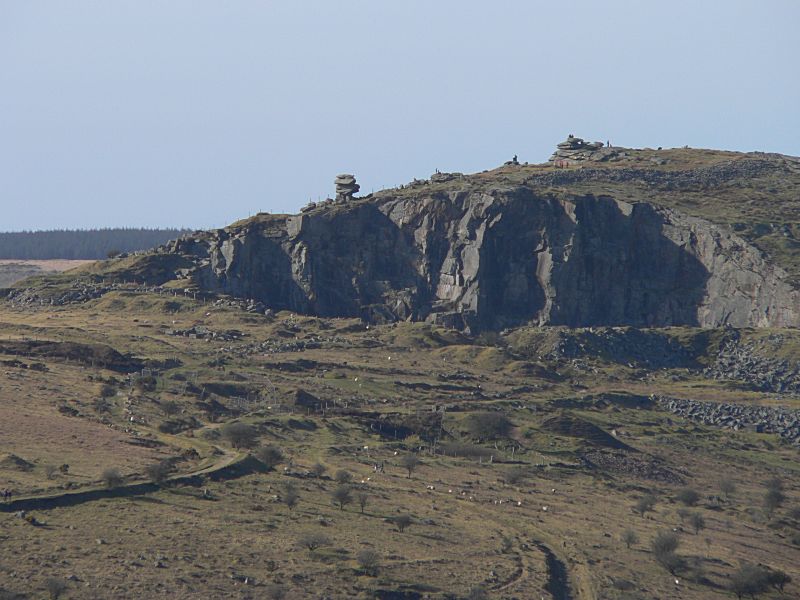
254,445,284,470
101,467,124,489
463,412,513,441
220,422,258,449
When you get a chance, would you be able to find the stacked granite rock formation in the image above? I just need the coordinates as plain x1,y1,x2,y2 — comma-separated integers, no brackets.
549,135,612,163
335,174,360,203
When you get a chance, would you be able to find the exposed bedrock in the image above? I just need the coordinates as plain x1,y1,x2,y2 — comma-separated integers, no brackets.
167,189,799,331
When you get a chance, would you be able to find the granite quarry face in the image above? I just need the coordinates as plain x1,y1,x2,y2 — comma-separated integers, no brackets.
9,138,800,334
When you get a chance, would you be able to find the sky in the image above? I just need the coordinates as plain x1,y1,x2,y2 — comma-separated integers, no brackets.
2,1,799,231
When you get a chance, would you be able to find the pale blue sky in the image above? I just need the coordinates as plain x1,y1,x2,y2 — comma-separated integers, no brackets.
2,1,798,231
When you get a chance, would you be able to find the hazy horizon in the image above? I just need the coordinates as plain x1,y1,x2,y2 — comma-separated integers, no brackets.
2,1,799,231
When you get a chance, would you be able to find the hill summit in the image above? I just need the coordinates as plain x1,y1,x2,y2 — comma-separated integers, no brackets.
9,138,800,332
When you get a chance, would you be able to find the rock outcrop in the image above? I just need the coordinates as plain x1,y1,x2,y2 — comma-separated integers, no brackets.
550,135,615,163
156,183,800,331
334,174,359,203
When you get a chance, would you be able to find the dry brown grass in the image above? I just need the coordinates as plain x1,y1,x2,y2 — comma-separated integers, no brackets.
0,294,798,599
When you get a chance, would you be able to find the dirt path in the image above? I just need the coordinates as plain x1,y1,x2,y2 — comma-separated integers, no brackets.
459,498,591,600
0,444,251,513
535,542,574,600
492,547,529,592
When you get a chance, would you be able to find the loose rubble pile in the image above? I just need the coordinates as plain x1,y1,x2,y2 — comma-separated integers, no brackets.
334,174,360,203
581,450,685,484
214,333,368,358
548,328,695,369
654,395,800,445
4,283,111,306
211,297,271,315
4,281,184,307
166,326,243,342
704,330,800,393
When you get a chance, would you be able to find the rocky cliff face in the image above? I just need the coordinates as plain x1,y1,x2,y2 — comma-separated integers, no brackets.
162,184,800,332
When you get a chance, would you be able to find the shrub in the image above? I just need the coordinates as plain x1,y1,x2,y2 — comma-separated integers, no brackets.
44,464,59,480
101,467,124,489
466,585,489,600
503,466,529,485
100,384,116,398
688,512,705,534
621,528,638,549
134,376,157,393
334,469,353,484
676,488,700,507
634,494,657,517
357,492,369,514
254,445,284,470
92,397,113,413
399,454,420,478
158,417,199,434
765,477,784,492
298,532,330,552
144,460,173,484
684,557,707,584
393,514,412,533
439,442,493,460
475,331,503,347
160,400,181,416
332,485,352,510
611,578,635,591
464,412,513,441
220,422,258,449
655,551,684,575
767,569,791,592
652,531,679,556
163,300,182,313
356,549,380,576
283,483,300,510
45,578,67,600
730,563,770,599
719,478,736,500
764,488,785,518
311,462,327,478
264,583,287,600
652,531,682,574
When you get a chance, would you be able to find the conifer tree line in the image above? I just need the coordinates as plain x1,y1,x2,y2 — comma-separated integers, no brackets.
0,228,191,259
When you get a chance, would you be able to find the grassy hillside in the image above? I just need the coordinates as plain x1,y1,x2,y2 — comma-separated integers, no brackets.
0,291,797,599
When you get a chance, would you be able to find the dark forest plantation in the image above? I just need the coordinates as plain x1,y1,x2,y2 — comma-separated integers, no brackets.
0,229,190,260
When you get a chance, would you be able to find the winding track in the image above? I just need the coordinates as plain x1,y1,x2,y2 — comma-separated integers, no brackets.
0,436,248,513
457,495,591,600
